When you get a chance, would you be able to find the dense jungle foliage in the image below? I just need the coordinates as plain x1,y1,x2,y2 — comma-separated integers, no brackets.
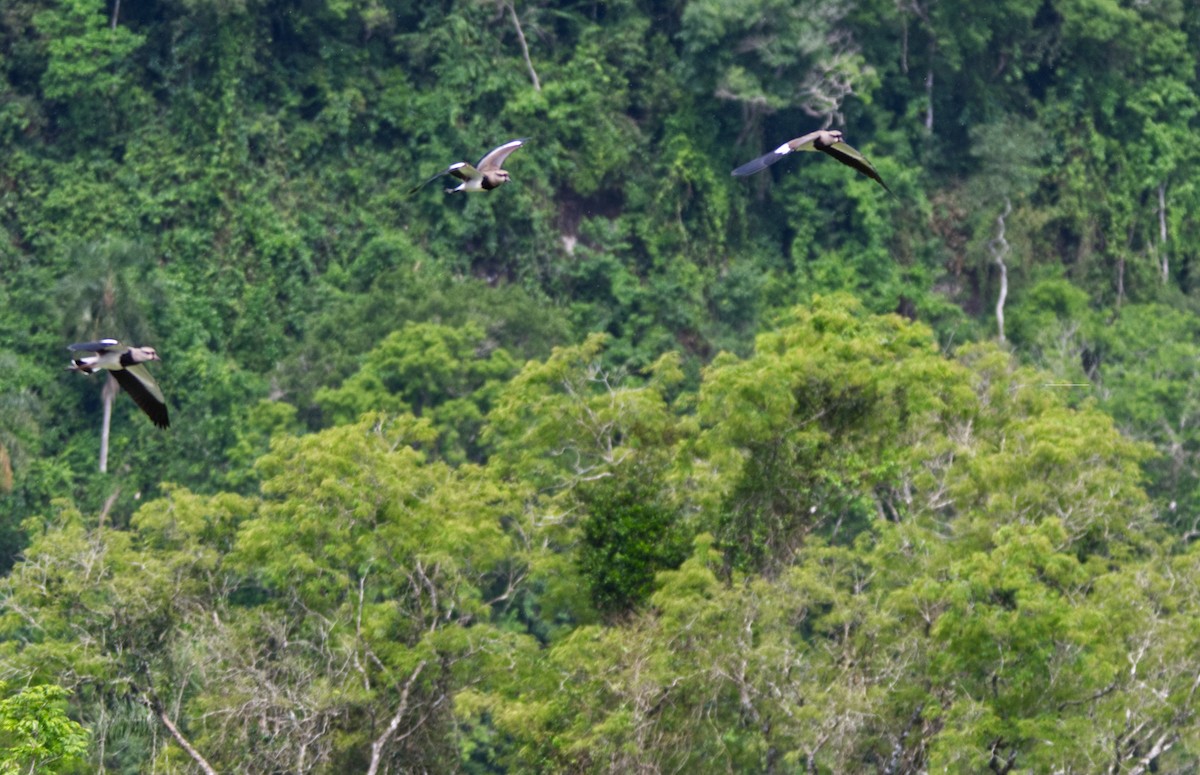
2,0,1200,771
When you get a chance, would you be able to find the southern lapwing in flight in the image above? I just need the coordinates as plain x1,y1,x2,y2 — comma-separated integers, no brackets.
408,139,526,194
67,339,170,429
732,129,891,193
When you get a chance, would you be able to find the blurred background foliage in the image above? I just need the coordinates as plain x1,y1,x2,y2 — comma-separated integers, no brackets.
2,0,1200,771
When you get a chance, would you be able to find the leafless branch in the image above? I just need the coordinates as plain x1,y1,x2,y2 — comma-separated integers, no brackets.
503,1,541,91
366,660,428,775
133,687,219,775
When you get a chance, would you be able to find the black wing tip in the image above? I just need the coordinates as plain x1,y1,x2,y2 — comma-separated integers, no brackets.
111,368,170,429
860,170,893,195
820,145,893,194
142,400,170,429
138,402,171,429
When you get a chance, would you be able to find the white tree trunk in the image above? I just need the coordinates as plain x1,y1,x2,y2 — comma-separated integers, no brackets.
99,373,116,473
988,199,1012,343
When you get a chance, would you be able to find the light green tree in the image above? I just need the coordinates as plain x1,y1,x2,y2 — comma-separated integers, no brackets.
316,322,517,462
0,683,89,774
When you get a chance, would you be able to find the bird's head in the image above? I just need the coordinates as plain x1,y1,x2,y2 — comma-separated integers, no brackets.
494,170,511,182
131,347,161,363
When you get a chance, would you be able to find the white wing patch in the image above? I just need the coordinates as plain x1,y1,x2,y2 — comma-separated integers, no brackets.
492,139,522,154
773,142,793,155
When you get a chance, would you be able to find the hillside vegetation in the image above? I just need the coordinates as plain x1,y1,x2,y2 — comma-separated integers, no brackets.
1,0,1199,771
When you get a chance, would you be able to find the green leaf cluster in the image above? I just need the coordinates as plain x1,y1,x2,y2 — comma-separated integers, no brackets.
1,0,1200,770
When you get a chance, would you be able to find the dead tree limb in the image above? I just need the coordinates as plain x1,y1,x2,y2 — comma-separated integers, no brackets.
366,660,428,775
504,2,541,91
133,688,219,775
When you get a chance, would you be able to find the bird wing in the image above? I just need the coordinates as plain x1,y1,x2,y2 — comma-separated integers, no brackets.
476,139,525,172
820,141,892,193
784,131,825,153
112,364,170,429
447,162,481,182
731,131,823,177
407,162,481,194
68,339,124,354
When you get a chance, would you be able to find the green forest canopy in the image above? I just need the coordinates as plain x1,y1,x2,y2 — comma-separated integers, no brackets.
1,0,1199,771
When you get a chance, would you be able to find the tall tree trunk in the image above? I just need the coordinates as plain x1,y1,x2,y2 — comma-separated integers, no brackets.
99,373,116,473
988,199,1012,342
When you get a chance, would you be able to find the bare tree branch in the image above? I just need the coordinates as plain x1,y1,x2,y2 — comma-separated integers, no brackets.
504,1,541,91
1126,731,1175,775
133,688,219,775
366,660,428,775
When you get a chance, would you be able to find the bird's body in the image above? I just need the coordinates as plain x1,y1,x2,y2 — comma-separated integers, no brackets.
409,139,526,194
732,129,891,193
68,339,170,428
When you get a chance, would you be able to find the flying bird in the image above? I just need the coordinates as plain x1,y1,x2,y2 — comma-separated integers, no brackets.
732,129,891,193
408,139,526,194
67,339,170,428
